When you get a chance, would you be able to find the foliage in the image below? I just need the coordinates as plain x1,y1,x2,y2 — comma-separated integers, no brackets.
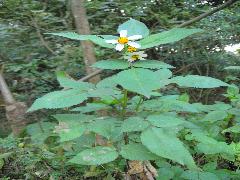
12,19,239,179
1,0,240,179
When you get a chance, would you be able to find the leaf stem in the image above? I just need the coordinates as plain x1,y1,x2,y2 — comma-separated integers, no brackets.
120,89,128,120
135,95,143,112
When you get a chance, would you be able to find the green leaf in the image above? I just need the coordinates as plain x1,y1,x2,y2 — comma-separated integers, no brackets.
115,68,161,98
121,117,149,132
202,161,217,171
227,85,239,95
224,66,240,70
53,114,95,142
118,18,149,38
87,88,120,97
47,32,113,48
56,71,94,90
71,103,109,113
202,110,228,123
53,113,95,123
26,122,55,144
157,167,175,180
154,69,173,79
0,152,12,159
54,119,86,142
141,127,197,170
88,118,122,140
197,142,234,158
92,60,129,70
139,28,203,49
142,98,200,113
180,170,219,180
171,75,229,88
133,60,174,69
222,125,240,134
96,76,119,88
69,146,118,165
204,103,231,111
186,132,234,159
28,89,88,112
147,114,186,127
120,143,158,160
0,158,4,170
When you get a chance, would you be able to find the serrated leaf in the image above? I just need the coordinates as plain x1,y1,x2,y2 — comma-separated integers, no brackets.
26,122,55,144
115,68,161,98
120,143,158,160
157,167,175,180
186,132,234,159
197,142,234,158
54,120,86,142
142,98,200,113
141,127,197,170
121,117,149,132
28,89,88,112
47,32,113,48
139,28,203,49
69,146,118,165
203,103,231,112
71,103,109,113
87,88,120,97
56,71,94,90
171,75,229,88
180,170,219,180
154,69,173,79
88,118,122,140
53,114,96,142
118,18,149,38
53,113,96,122
147,114,185,127
202,110,228,123
96,75,119,88
133,60,174,69
92,60,129,70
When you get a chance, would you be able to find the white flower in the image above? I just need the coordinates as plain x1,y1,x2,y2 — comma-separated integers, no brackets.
125,51,147,63
106,30,142,51
224,44,240,56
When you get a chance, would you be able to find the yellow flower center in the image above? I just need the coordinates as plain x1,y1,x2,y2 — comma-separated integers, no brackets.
131,55,140,61
118,37,128,44
127,46,137,52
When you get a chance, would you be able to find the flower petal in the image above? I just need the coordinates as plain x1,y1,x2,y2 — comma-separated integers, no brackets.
106,39,118,44
128,35,142,40
119,30,127,37
128,41,141,48
115,44,124,51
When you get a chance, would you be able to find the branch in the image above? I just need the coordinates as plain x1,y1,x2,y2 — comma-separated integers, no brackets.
178,0,238,28
30,16,56,55
78,69,103,82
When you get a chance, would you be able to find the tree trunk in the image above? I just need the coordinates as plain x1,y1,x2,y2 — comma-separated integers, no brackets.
71,0,100,83
0,72,27,136
71,0,105,145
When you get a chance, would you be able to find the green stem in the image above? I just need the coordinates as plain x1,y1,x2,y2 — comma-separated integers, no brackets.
135,95,143,112
121,89,128,120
